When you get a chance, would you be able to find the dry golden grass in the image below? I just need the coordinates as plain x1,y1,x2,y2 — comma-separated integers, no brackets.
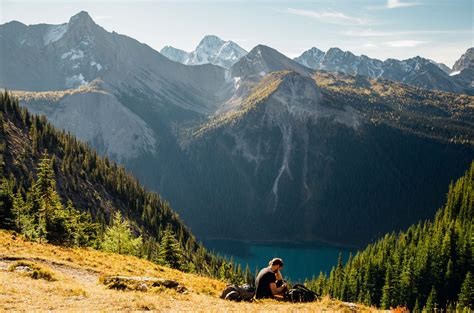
0,230,381,312
10,85,103,103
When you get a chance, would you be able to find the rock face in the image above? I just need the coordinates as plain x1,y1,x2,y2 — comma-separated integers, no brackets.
452,48,474,73
18,89,157,162
450,48,474,90
160,35,247,68
294,47,472,94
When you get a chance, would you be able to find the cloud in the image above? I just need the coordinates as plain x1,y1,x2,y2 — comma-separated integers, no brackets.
342,30,397,37
342,29,470,37
362,43,378,48
386,0,419,9
385,40,427,47
287,8,370,25
367,0,421,10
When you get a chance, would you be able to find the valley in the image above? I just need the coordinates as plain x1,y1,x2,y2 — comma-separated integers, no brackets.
0,5,472,311
2,12,473,246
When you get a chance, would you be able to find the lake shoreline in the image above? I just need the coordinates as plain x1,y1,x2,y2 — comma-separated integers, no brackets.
201,238,357,281
199,236,361,250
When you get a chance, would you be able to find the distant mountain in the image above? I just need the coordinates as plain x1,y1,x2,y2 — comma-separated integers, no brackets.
294,47,472,94
2,12,473,246
1,11,233,164
450,48,474,92
0,11,230,108
230,45,311,79
452,48,474,73
160,35,247,68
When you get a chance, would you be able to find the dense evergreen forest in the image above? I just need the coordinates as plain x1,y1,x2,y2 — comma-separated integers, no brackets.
307,162,473,311
0,92,250,284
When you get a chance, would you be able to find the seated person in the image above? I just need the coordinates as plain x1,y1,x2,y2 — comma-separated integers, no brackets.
255,258,287,299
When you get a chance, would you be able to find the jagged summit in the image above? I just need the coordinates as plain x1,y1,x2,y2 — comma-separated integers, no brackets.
294,47,324,69
68,11,95,25
452,47,474,73
160,34,247,68
229,45,312,81
197,34,225,47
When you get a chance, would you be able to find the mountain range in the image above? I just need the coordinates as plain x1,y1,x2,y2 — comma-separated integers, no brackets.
1,11,473,245
294,47,473,95
161,36,473,95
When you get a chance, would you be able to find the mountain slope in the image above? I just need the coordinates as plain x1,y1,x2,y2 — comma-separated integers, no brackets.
308,161,473,311
0,92,241,279
178,71,473,244
0,11,232,113
160,35,247,69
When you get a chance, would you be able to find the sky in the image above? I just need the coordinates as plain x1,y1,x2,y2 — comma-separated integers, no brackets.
0,0,472,67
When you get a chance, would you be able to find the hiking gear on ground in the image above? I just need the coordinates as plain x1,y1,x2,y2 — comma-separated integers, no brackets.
285,284,317,303
220,284,255,302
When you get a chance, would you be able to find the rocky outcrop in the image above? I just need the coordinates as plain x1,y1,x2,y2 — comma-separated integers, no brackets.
100,275,186,293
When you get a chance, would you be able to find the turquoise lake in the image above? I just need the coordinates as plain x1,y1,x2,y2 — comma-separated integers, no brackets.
202,239,357,283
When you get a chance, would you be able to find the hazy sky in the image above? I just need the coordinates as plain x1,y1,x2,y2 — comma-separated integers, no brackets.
0,0,472,67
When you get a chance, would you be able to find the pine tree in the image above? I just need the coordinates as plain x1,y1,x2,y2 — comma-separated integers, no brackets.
244,264,254,287
12,191,37,240
413,298,421,313
424,286,438,312
101,211,142,256
381,266,394,309
458,271,474,310
157,226,183,269
32,151,63,243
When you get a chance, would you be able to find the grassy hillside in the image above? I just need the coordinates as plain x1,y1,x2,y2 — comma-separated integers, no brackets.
0,230,375,312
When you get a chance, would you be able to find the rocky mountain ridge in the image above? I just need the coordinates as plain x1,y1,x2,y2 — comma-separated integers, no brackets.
294,46,473,94
160,35,247,69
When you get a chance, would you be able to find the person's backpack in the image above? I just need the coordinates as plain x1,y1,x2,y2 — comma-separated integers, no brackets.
285,284,317,303
220,284,255,302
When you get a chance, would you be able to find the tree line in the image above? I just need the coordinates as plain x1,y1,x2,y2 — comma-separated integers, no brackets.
306,161,473,311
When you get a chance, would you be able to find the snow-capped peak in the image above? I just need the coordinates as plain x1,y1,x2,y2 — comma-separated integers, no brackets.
160,35,247,68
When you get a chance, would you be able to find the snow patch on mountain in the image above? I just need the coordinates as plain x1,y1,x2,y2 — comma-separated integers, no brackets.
43,24,68,45
62,49,84,60
91,61,102,71
65,73,87,88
